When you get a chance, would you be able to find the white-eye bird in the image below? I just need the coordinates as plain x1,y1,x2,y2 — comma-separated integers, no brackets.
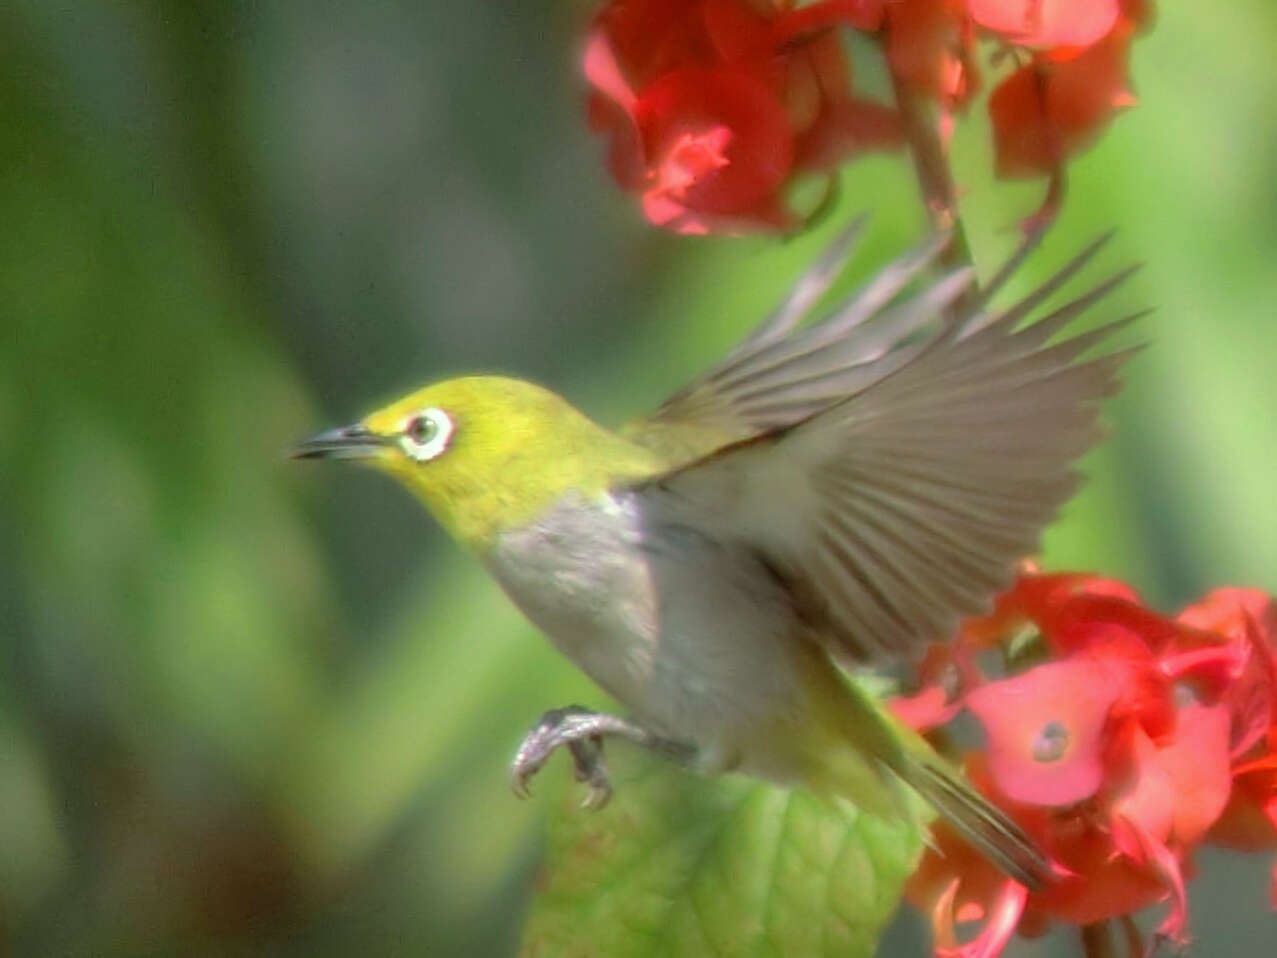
293,221,1139,889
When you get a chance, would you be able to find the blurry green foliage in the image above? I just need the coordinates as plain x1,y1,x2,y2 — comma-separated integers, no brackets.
2,1,1275,956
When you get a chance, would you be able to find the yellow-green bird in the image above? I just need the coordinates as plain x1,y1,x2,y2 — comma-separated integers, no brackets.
294,222,1138,889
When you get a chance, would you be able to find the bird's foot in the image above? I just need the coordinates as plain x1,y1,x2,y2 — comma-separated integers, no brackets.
510,706,618,809
510,706,694,810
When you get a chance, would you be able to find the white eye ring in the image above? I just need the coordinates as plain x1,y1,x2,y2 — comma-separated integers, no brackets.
399,407,454,462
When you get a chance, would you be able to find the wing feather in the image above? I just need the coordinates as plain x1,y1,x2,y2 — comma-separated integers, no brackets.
626,226,973,455
628,230,1138,662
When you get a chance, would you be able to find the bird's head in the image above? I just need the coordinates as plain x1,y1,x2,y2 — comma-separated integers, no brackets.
292,376,657,550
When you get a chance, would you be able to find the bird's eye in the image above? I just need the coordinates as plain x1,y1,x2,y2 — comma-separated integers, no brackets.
406,416,437,444
399,408,454,462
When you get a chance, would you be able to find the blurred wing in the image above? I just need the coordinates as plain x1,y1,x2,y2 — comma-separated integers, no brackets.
628,238,1141,663
622,216,967,463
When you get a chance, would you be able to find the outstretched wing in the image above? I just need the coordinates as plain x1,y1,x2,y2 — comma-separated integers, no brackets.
627,234,1141,664
623,217,980,463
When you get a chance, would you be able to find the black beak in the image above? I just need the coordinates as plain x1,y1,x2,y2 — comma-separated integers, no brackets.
290,423,389,460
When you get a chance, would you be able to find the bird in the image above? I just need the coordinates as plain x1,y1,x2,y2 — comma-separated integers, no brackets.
292,219,1140,890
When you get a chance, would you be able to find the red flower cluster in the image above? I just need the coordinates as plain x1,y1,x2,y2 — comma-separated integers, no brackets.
977,0,1151,206
582,0,1152,233
895,572,1277,956
583,0,900,233
881,0,1154,222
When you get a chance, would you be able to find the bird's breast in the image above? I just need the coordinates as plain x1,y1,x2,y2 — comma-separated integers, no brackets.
485,491,662,699
485,490,808,756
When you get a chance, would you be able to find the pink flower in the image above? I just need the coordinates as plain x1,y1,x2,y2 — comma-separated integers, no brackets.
902,572,1275,956
968,0,1120,51
964,658,1122,806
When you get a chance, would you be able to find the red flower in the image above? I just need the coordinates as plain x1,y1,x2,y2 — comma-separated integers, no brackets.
968,0,1120,51
872,0,1153,225
1176,589,1277,756
987,29,1137,180
583,0,900,233
886,0,978,109
901,572,1276,956
1215,751,1277,908
1184,589,1277,906
583,0,1155,234
632,65,798,230
978,0,1152,224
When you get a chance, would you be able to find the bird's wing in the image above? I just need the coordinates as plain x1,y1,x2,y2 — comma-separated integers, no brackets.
622,216,973,464
626,236,1141,664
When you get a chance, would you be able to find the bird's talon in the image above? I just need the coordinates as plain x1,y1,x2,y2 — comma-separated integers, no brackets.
510,747,548,800
511,706,689,810
580,781,612,810
567,737,612,809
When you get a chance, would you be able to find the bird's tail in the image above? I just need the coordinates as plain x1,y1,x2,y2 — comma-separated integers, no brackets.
892,747,1051,890
799,653,1052,890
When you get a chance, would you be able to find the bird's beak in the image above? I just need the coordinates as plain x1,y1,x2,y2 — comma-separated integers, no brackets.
290,423,390,461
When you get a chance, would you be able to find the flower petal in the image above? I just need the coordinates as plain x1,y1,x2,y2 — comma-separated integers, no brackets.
936,880,1028,958
1108,725,1174,851
635,67,796,219
965,660,1122,806
891,682,961,731
969,0,1120,50
1157,705,1233,845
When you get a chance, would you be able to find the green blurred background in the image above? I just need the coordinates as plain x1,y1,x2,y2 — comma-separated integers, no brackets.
3,1,1275,955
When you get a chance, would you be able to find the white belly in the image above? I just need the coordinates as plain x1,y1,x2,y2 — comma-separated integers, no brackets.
485,490,807,766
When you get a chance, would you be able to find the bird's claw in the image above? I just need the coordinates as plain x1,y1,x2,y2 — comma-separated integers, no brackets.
568,736,612,810
510,706,615,809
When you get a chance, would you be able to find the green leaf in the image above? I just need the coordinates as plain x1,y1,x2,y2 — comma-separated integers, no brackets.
520,750,924,958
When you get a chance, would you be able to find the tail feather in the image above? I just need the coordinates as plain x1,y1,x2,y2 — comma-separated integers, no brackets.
800,654,1052,890
895,753,1051,890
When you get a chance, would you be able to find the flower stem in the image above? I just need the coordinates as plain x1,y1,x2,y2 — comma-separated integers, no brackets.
1080,920,1116,958
889,69,959,235
886,56,979,312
